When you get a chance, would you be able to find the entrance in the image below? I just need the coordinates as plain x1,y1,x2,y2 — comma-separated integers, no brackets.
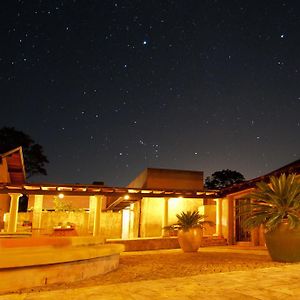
121,208,130,239
235,199,251,242
121,205,135,239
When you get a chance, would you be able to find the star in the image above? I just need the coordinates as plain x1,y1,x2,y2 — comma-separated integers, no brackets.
1,0,299,187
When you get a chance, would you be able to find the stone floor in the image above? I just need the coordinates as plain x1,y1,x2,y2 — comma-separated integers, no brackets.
1,248,300,300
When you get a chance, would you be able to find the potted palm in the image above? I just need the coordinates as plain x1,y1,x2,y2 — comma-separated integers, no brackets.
168,211,213,252
242,173,300,262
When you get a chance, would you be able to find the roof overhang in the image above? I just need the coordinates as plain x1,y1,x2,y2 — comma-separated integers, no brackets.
0,146,26,183
220,159,300,197
0,183,221,211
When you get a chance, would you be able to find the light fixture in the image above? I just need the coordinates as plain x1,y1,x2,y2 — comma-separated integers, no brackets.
124,195,130,200
58,193,64,199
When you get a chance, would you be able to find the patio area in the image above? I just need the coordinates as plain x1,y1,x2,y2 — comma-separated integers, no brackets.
2,246,300,299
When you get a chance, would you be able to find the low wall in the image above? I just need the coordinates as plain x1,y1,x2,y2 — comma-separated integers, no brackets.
0,236,105,248
4,211,122,239
0,237,124,294
107,237,180,251
107,236,227,251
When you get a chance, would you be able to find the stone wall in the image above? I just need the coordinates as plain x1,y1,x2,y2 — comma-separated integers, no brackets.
4,210,122,238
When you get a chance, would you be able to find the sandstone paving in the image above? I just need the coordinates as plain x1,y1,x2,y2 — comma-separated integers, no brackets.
1,248,300,299
1,263,300,300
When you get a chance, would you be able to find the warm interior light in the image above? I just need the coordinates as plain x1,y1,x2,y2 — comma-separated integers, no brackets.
58,193,64,199
124,195,130,200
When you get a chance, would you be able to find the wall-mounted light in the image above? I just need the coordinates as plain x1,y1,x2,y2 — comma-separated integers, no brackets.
58,193,64,199
124,195,130,200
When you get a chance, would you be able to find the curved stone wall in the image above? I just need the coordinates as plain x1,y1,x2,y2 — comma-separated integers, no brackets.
0,237,124,294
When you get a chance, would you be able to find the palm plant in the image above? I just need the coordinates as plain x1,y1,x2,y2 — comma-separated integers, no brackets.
171,211,213,231
166,211,214,252
242,173,300,232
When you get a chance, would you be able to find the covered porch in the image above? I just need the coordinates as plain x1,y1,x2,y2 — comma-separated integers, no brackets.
0,182,226,248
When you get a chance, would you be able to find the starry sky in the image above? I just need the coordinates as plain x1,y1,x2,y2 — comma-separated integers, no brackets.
1,1,300,186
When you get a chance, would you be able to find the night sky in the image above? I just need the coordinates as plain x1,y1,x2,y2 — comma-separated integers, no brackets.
1,1,300,186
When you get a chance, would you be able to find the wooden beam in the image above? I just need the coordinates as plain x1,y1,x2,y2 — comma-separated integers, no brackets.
0,184,221,202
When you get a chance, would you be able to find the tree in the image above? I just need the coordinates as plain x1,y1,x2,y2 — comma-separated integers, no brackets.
0,127,49,178
205,169,245,189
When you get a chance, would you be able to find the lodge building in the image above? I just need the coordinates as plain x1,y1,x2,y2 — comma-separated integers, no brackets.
0,147,299,250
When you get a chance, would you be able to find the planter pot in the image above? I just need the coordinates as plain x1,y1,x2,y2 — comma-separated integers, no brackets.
178,227,203,252
265,222,300,262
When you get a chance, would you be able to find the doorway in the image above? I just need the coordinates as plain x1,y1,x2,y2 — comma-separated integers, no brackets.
121,208,130,239
235,199,251,242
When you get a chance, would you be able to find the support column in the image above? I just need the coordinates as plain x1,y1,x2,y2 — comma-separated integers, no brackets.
8,193,21,232
129,203,135,238
162,197,169,237
32,195,44,236
88,195,96,234
93,195,103,237
133,201,141,238
216,198,223,237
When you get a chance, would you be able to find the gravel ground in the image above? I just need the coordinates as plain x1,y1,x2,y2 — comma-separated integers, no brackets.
14,248,286,294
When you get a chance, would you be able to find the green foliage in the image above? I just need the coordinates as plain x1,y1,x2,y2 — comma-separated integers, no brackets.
168,211,214,232
205,169,245,189
241,174,300,232
0,127,49,178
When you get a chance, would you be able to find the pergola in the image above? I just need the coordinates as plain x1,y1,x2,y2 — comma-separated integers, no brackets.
0,182,220,210
0,182,222,237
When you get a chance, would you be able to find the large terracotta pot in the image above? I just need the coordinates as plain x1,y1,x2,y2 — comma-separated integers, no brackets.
265,221,300,262
177,227,203,252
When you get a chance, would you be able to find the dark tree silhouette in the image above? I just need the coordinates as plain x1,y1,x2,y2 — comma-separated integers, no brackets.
205,169,245,189
0,127,49,178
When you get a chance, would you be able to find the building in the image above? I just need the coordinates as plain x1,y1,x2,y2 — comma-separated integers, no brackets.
0,147,299,249
0,147,26,231
221,159,300,247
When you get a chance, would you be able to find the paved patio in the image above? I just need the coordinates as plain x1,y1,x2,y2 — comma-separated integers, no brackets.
1,248,300,299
